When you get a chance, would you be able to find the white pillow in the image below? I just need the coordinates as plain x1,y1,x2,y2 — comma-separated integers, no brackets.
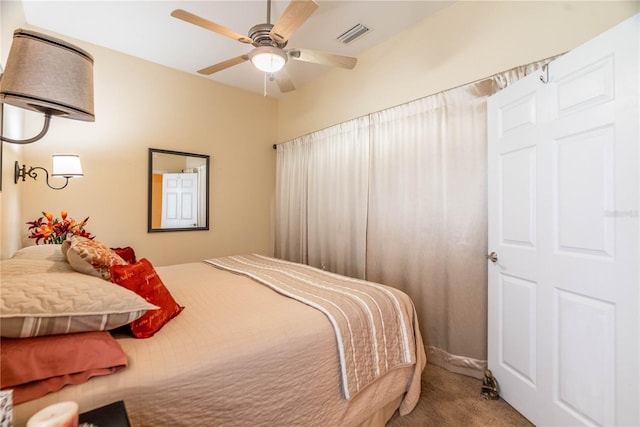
6,245,74,275
11,244,68,263
0,271,158,338
1,258,75,276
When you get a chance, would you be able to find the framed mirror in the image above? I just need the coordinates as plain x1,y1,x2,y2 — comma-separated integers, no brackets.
148,148,210,232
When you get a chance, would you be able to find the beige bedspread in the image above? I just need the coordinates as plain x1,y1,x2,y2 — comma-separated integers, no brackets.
205,254,419,401
13,261,426,426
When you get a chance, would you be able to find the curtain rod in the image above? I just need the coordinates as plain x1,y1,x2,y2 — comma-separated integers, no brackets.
271,53,562,151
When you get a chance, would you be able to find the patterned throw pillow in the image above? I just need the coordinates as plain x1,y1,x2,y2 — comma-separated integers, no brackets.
65,236,127,280
110,258,184,338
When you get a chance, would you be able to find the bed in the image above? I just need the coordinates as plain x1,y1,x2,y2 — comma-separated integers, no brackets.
1,242,426,426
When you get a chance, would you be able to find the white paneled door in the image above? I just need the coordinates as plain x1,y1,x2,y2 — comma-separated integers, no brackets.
161,173,198,228
487,15,639,426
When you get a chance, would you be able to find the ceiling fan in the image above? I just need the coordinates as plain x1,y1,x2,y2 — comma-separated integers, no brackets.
171,0,357,93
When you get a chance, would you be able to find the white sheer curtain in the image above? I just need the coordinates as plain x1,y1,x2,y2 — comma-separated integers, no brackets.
275,139,310,263
274,59,556,376
366,84,493,375
275,118,370,278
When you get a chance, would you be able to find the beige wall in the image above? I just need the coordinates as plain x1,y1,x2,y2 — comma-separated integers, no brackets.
0,1,27,259
277,1,639,141
1,2,278,265
2,1,638,264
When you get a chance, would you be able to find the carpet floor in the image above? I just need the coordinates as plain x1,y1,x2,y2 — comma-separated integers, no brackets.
386,363,535,426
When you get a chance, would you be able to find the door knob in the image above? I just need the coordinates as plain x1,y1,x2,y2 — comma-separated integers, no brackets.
486,252,498,263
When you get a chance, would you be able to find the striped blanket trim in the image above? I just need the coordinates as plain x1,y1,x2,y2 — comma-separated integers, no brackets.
204,254,416,400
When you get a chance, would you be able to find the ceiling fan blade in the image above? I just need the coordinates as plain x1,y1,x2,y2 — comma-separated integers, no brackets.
270,0,318,44
197,55,249,75
171,9,253,44
288,49,357,70
274,68,296,93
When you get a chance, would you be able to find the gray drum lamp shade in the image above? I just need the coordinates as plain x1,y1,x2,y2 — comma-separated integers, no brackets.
0,28,94,122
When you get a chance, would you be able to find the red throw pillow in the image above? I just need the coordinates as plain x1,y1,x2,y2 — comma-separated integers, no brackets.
110,258,184,338
111,246,137,264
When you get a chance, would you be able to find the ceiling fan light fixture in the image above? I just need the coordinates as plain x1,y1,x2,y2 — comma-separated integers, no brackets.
249,46,287,73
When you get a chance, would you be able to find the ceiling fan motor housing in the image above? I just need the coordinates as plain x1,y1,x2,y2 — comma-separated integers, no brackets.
249,23,287,48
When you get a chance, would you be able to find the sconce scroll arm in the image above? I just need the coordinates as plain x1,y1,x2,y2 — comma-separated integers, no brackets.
14,160,70,190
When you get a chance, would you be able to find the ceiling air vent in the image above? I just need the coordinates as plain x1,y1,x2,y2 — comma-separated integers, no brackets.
336,23,370,45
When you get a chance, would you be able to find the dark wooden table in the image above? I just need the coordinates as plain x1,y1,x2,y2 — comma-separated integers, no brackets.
79,400,130,427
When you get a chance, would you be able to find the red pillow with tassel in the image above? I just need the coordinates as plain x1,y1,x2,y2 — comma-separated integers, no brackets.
111,246,137,264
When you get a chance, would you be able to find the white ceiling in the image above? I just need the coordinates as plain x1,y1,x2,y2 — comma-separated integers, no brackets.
19,0,454,97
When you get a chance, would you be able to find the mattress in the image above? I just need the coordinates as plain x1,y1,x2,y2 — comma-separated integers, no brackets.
12,261,426,426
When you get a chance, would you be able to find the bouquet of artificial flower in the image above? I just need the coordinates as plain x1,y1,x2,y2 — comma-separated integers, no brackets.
26,211,94,244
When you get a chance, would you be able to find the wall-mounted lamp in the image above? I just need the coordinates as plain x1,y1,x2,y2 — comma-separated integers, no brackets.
0,28,95,144
15,154,83,190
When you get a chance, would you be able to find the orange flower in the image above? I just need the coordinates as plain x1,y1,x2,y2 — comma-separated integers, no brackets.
26,211,94,244
39,226,53,239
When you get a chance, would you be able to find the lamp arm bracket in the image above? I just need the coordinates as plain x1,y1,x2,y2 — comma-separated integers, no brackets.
14,160,69,190
1,113,52,144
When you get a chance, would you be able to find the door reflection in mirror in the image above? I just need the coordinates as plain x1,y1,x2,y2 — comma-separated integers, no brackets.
148,148,210,232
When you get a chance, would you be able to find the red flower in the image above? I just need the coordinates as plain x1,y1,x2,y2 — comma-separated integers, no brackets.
26,211,95,244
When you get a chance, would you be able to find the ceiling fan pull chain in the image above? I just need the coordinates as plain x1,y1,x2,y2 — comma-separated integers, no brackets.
264,72,268,97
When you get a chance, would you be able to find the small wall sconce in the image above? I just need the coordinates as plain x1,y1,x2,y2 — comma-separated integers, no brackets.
0,28,95,144
15,154,83,190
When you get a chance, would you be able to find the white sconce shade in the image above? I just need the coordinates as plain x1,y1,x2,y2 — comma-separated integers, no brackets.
14,154,83,190
52,154,83,178
0,29,94,122
249,46,287,73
